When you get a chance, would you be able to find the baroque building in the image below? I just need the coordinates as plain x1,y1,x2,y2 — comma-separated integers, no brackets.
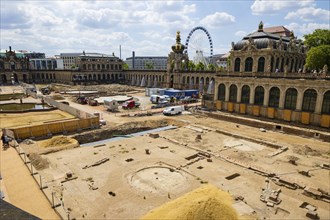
204,22,330,128
0,47,30,83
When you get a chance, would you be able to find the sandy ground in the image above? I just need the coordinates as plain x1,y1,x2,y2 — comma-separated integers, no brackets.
0,110,75,129
0,143,59,219
1,84,330,220
27,113,329,219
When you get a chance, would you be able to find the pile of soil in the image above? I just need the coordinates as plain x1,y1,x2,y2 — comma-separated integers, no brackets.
28,153,50,170
40,135,78,148
141,184,238,220
293,145,322,157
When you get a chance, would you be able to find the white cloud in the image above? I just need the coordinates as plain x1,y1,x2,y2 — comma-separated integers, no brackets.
285,22,329,37
200,12,235,29
235,31,247,37
251,0,315,15
285,7,330,22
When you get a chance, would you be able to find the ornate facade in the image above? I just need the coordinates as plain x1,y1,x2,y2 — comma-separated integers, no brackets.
207,22,330,128
0,47,30,84
229,22,307,74
124,31,216,91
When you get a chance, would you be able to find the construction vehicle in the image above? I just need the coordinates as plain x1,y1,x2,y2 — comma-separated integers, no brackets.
122,100,140,109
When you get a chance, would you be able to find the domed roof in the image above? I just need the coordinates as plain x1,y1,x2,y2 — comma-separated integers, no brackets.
172,31,185,54
233,40,247,50
254,38,270,49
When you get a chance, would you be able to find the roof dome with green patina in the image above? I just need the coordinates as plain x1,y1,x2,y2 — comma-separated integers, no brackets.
171,31,185,54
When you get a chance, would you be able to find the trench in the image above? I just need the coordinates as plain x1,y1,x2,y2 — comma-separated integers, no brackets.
80,125,177,147
72,118,186,146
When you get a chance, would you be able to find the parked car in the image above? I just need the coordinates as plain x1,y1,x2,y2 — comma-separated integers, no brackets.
122,100,140,109
40,87,51,95
88,99,99,106
163,105,184,116
77,96,88,104
151,101,170,109
180,96,198,104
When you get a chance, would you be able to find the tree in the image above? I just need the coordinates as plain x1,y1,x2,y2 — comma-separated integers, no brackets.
305,45,330,70
195,62,205,71
207,64,216,71
188,61,195,71
304,29,330,48
304,29,330,70
145,62,154,70
122,63,129,70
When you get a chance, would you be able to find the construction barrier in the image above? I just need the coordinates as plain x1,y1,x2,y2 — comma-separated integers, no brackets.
11,117,99,140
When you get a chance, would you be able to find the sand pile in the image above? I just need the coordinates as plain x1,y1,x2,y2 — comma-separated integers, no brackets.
28,153,50,170
38,136,79,154
141,184,238,220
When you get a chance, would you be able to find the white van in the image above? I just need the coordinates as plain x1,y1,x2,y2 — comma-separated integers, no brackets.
163,106,184,116
150,95,170,104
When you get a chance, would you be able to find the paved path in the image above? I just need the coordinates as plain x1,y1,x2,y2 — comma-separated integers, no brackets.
0,144,59,219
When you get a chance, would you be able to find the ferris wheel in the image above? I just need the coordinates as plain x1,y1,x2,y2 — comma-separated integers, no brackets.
185,26,213,66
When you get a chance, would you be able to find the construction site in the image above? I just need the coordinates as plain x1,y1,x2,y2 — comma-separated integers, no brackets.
1,84,329,220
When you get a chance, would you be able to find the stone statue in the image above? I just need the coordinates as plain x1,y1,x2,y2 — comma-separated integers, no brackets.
258,21,263,32
284,65,288,74
323,64,328,74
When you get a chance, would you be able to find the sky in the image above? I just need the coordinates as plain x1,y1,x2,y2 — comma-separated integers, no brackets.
1,0,329,60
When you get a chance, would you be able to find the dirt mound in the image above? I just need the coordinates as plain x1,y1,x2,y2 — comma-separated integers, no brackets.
36,136,79,154
141,184,238,220
28,153,50,170
293,145,322,156
40,135,78,148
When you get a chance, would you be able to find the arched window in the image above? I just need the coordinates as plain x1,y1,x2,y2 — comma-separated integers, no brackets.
241,85,250,104
257,57,265,72
269,87,280,108
284,88,298,110
244,57,253,72
321,90,330,114
254,86,264,105
229,84,237,102
218,84,225,101
182,76,186,84
302,89,317,112
234,58,240,72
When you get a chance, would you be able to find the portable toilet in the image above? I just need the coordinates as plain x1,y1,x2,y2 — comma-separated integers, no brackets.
104,98,119,112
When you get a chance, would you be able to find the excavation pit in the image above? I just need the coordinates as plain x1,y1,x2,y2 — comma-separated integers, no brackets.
130,166,188,194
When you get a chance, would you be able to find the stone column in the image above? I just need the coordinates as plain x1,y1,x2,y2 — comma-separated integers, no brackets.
214,83,219,101
279,88,286,109
225,83,230,102
240,57,245,73
296,89,303,111
314,92,324,114
263,87,269,106
249,86,255,104
237,84,242,103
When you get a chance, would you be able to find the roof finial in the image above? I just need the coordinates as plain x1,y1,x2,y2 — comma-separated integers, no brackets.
290,30,294,38
258,21,263,32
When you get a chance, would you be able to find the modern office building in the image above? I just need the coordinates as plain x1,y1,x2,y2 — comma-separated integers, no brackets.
125,53,167,70
59,53,82,69
29,57,63,70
